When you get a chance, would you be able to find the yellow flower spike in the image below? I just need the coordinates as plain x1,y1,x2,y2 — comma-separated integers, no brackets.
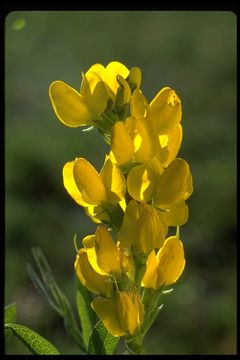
91,297,127,337
95,226,121,275
133,117,160,163
75,249,112,297
73,158,107,205
62,161,89,207
100,156,126,202
49,81,93,127
134,204,167,255
153,158,192,206
142,236,185,290
130,88,148,118
127,164,155,203
80,71,109,117
91,290,144,337
111,121,134,166
149,87,182,134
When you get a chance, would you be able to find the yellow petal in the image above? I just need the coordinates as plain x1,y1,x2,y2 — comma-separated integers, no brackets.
163,124,183,166
127,67,142,91
81,71,109,117
73,158,107,205
116,291,140,335
115,75,131,108
149,87,182,134
127,164,155,203
133,117,160,163
111,121,134,166
156,236,185,287
100,156,126,202
62,161,89,207
130,88,148,118
91,297,126,337
153,158,191,206
105,61,129,94
142,250,159,289
84,63,105,78
49,81,92,127
75,249,111,296
118,199,141,248
134,204,167,254
95,226,121,274
82,234,107,275
159,201,189,226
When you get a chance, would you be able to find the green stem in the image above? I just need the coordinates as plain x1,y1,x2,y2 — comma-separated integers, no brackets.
125,335,147,355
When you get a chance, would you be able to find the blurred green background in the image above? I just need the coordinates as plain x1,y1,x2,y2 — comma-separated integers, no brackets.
5,11,236,354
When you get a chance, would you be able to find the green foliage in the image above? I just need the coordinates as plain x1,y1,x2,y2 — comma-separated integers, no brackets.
27,247,85,352
4,323,59,355
88,321,120,355
5,302,17,324
5,303,17,341
76,286,95,349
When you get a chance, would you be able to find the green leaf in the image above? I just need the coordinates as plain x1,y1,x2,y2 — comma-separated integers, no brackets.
4,323,60,355
5,303,17,324
27,247,86,352
5,303,17,341
76,289,93,348
88,321,119,355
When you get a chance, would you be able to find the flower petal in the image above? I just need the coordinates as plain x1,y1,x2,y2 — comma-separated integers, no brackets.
156,236,185,287
133,117,159,163
142,250,159,289
159,201,189,226
91,297,126,337
134,204,167,254
118,199,141,248
105,61,129,94
75,249,111,296
49,81,92,127
149,87,182,134
95,226,121,274
153,158,191,206
111,121,134,166
127,164,155,203
62,161,88,206
73,158,107,205
81,71,109,117
130,89,148,118
100,156,126,202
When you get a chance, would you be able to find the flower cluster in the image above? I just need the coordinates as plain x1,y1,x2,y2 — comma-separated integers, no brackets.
49,61,193,346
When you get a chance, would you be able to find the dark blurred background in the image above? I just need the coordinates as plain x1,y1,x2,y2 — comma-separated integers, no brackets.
5,11,236,354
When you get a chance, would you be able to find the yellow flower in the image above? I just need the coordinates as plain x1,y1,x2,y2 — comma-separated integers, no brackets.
149,87,182,135
110,117,160,166
49,61,132,128
127,158,193,226
118,200,167,255
91,289,144,337
63,155,126,207
74,248,112,297
142,236,185,290
82,226,122,276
